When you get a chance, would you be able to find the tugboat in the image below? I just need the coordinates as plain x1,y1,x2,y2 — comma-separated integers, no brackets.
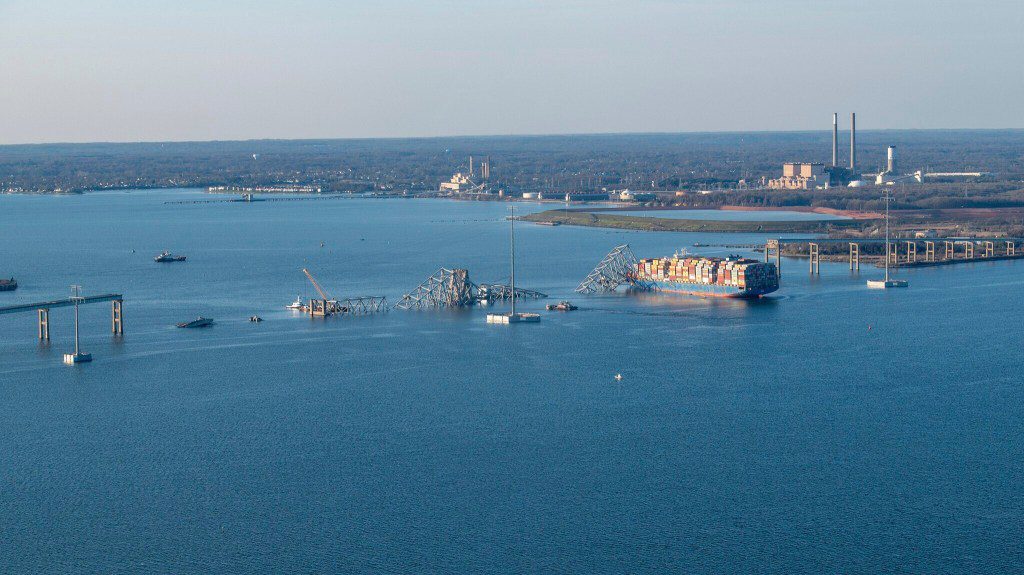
155,251,187,262
0,278,17,291
285,295,306,310
546,301,578,311
176,317,214,328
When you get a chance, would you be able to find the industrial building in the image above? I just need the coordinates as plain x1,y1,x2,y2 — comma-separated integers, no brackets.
767,162,829,190
766,112,858,190
439,156,491,193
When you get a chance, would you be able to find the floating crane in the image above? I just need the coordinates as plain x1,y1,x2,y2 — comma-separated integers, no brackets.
300,268,387,317
302,268,332,300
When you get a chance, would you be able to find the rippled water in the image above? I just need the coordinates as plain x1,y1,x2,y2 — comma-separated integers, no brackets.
1,189,1022,573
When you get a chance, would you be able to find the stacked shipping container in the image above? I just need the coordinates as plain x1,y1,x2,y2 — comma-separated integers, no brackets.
635,255,779,298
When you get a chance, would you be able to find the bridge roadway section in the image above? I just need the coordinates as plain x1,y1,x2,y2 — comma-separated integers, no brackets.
0,294,123,340
763,237,1024,275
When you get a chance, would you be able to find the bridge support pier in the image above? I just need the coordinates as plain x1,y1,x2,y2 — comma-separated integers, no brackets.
965,242,975,259
984,241,994,258
925,241,935,262
906,241,917,263
809,243,820,274
944,241,955,260
849,243,859,271
888,242,899,266
112,300,124,335
1008,241,1016,256
38,308,49,340
765,239,781,281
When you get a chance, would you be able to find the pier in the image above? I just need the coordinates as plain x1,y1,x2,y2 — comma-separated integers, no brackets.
0,293,123,340
766,237,1024,274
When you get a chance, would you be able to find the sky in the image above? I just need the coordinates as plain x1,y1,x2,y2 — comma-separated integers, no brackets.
1,0,1022,144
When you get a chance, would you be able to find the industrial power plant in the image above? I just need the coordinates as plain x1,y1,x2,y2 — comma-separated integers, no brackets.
767,113,992,190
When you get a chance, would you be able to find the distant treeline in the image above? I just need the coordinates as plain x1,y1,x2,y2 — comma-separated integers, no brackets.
2,130,1022,196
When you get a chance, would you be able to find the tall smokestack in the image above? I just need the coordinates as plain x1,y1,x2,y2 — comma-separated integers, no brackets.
832,113,838,167
849,112,856,171
469,156,474,178
887,145,896,174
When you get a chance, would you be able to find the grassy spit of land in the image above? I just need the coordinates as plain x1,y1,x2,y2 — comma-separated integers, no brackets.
520,208,867,234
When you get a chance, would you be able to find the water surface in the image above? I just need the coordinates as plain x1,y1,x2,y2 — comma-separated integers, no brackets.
0,189,1021,573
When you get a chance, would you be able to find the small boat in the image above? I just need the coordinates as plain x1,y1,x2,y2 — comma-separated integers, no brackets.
615,373,623,382
0,278,17,292
285,296,305,310
546,301,578,311
155,251,187,262
867,279,908,289
176,317,214,328
249,315,262,322
486,312,541,324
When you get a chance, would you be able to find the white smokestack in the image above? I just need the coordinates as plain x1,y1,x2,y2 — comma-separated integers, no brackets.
849,113,857,171
832,113,838,167
887,145,896,174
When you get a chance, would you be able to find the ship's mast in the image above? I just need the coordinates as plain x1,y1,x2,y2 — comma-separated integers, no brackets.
71,285,81,355
884,191,891,282
510,203,516,315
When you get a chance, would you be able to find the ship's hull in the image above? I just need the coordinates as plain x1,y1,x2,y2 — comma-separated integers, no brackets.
648,280,777,298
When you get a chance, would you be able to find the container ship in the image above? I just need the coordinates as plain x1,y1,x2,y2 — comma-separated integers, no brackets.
635,255,778,298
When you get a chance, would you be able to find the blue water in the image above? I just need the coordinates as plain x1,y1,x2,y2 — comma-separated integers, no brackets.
1,189,1022,573
601,208,848,221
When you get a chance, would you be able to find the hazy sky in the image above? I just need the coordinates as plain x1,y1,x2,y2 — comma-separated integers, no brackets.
1,0,1021,144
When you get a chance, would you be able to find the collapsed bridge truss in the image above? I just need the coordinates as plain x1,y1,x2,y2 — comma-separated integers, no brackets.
395,268,546,310
575,244,653,294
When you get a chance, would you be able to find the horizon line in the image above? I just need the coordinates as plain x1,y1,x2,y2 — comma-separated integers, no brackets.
4,127,1024,148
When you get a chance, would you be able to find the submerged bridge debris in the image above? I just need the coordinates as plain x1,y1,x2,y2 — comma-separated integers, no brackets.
395,267,546,310
302,268,387,317
576,244,652,294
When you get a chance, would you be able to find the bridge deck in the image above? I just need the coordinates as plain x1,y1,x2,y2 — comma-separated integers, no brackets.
778,237,1024,244
0,294,122,316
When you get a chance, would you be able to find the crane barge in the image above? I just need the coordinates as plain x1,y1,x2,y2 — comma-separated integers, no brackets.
298,268,388,317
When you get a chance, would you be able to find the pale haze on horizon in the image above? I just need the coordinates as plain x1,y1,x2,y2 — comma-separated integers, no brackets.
1,0,1021,145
